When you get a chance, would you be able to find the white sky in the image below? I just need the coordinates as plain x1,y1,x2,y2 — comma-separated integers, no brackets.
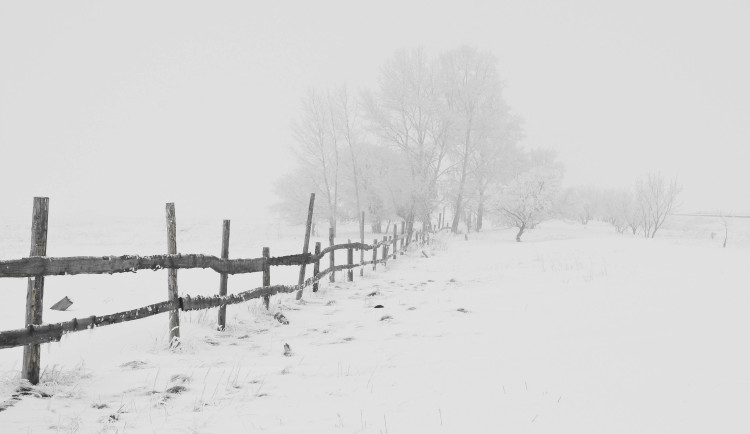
1,0,749,223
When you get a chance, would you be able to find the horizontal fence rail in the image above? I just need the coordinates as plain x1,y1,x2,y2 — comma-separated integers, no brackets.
0,242,392,279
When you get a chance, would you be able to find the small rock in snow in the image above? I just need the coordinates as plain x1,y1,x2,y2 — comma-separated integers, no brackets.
373,305,384,309
283,343,293,357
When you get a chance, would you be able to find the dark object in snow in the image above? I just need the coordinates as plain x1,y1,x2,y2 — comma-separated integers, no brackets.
283,343,292,357
367,291,378,297
373,305,384,309
457,308,469,313
274,312,289,325
380,315,393,321
464,234,468,240
165,385,187,394
421,251,429,258
50,296,73,311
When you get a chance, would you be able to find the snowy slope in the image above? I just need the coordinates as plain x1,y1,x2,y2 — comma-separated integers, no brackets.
1,219,749,433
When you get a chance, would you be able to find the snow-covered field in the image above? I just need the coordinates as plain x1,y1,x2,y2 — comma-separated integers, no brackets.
1,216,749,433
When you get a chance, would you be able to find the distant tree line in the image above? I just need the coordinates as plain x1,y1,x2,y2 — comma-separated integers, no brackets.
273,46,564,241
559,171,681,238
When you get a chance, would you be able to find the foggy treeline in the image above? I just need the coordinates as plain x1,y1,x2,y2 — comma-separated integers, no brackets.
273,46,560,236
273,46,680,241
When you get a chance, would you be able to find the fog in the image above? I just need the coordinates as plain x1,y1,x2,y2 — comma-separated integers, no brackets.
2,0,749,224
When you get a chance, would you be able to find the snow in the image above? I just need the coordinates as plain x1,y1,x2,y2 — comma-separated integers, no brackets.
1,217,749,432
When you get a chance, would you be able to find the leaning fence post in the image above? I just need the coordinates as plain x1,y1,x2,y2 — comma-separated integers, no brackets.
262,247,271,309
329,227,336,282
22,197,49,385
313,242,321,292
372,238,378,271
296,193,315,300
392,226,397,259
347,239,354,282
359,211,365,277
165,203,180,348
218,220,230,330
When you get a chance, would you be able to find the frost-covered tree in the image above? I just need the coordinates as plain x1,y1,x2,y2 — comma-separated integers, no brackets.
363,48,451,231
491,152,563,241
439,46,513,234
635,171,681,238
287,89,341,234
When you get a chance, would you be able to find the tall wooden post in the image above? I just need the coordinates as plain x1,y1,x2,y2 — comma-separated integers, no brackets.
165,203,180,348
262,247,270,309
382,236,388,264
218,220,230,330
296,193,315,300
400,222,405,254
372,238,378,271
22,197,49,385
347,239,354,282
392,226,397,259
312,242,321,292
359,211,365,277
329,227,336,282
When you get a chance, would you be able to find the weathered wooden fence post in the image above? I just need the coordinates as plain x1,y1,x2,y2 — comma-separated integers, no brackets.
262,247,270,309
218,220,230,331
165,203,180,348
312,242,321,292
392,226,397,259
372,238,378,271
22,197,49,385
359,211,365,277
296,193,315,300
347,239,354,282
382,236,388,264
329,227,335,282
400,222,405,255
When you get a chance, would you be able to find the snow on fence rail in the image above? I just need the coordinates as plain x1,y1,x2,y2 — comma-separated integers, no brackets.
0,195,432,386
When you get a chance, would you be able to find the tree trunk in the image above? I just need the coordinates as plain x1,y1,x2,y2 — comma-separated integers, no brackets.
516,223,525,242
451,118,473,233
476,194,484,231
371,220,382,234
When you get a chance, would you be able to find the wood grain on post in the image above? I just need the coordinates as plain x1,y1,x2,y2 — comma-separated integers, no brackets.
262,247,270,309
218,220,230,330
296,193,315,300
22,197,48,385
329,227,335,282
382,236,388,265
359,211,365,277
347,239,353,282
165,203,180,348
312,242,321,292
372,239,377,271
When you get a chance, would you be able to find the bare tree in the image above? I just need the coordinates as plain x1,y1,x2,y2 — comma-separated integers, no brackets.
440,46,510,234
491,153,563,242
288,89,341,234
333,86,363,218
363,48,450,232
719,211,729,248
635,171,681,238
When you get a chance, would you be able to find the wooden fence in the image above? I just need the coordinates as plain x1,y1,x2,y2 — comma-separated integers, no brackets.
0,195,432,385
